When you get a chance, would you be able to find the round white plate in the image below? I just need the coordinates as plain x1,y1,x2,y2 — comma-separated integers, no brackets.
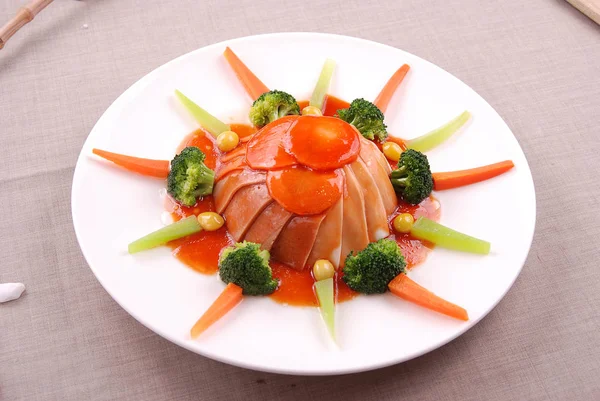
72,33,536,375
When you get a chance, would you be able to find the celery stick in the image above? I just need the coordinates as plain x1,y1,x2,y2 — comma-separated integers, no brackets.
309,59,336,111
175,90,230,137
407,111,471,153
128,216,202,254
410,217,490,254
314,278,335,340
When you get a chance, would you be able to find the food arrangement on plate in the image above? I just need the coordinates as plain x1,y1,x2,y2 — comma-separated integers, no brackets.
92,47,515,342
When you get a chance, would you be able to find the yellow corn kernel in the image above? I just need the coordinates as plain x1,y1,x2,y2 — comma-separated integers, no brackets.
197,212,225,231
216,131,240,152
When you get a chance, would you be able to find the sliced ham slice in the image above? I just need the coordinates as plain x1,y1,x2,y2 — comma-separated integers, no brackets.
244,202,294,251
359,137,397,214
306,196,343,269
223,183,272,241
350,159,389,242
361,137,393,175
340,166,370,266
221,144,247,163
213,169,266,214
215,155,247,181
271,214,325,270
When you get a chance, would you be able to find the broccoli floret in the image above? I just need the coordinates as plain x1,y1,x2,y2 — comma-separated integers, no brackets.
219,241,278,296
342,239,406,294
167,146,215,207
249,90,300,128
390,149,433,205
337,98,388,141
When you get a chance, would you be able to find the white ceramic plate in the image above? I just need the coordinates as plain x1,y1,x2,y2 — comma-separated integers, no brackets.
72,33,536,375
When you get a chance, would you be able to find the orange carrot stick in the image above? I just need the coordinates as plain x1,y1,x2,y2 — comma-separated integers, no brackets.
92,148,169,178
190,283,244,338
223,47,270,101
432,160,515,191
374,64,410,113
389,274,468,321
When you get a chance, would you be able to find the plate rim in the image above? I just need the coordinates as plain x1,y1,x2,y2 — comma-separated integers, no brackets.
71,31,537,375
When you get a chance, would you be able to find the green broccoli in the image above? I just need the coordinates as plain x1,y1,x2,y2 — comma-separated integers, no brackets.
248,90,300,128
390,149,433,205
167,146,215,207
219,241,278,296
337,98,388,141
342,239,406,294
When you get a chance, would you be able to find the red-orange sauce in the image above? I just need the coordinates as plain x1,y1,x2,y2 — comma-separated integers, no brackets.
298,95,350,117
166,97,439,306
387,196,441,268
323,96,350,116
269,262,357,306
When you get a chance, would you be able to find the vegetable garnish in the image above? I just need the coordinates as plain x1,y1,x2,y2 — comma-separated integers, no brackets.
389,274,468,321
249,90,300,128
287,115,360,170
314,278,335,339
309,58,336,112
174,90,230,137
432,160,515,190
374,64,410,113
410,217,491,254
343,239,406,294
219,241,279,296
190,283,243,338
406,111,471,152
110,49,519,343
167,147,215,207
390,149,434,205
92,149,170,178
223,47,270,101
245,116,299,170
266,166,344,216
128,216,202,254
337,98,388,142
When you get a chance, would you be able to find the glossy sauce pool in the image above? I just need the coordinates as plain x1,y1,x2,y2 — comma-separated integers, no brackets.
166,96,439,306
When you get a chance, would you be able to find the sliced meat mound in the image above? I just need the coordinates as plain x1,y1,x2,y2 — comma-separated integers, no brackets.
223,183,272,241
270,214,326,270
307,197,343,268
339,165,370,267
349,159,389,242
359,137,397,214
212,117,398,271
244,202,294,251
213,169,266,214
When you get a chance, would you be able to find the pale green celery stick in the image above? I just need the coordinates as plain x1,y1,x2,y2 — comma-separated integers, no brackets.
309,59,336,111
407,111,471,153
128,216,202,254
314,278,335,340
411,217,490,254
175,90,230,137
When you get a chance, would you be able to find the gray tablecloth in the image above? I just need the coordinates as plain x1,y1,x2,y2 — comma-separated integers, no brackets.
1,1,599,400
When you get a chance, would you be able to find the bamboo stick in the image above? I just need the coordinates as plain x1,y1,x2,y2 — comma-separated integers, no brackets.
0,0,54,50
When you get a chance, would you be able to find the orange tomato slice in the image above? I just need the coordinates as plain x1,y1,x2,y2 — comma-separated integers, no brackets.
267,166,343,215
286,116,360,170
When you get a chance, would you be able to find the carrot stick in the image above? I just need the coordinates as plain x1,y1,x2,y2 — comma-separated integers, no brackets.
432,160,515,191
374,64,410,113
223,47,270,101
92,149,169,178
388,274,468,321
190,283,243,338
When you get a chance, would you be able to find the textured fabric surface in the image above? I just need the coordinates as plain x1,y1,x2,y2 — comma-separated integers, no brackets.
1,1,599,400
